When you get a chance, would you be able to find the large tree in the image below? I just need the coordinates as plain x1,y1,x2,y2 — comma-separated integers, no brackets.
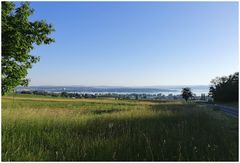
2,2,55,95
181,87,193,102
209,72,238,102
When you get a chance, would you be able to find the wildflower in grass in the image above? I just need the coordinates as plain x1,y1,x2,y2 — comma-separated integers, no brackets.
163,139,166,144
108,123,114,129
112,151,116,160
193,146,198,152
212,144,218,151
208,144,211,148
137,153,140,158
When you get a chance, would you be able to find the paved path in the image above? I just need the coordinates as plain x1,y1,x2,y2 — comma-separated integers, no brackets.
204,103,238,118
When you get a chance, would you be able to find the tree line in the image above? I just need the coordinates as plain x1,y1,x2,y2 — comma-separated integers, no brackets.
209,72,238,102
181,72,238,103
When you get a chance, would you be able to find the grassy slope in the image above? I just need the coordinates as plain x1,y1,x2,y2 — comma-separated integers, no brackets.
2,95,238,161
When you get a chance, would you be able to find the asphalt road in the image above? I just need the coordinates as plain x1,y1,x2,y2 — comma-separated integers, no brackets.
204,103,238,118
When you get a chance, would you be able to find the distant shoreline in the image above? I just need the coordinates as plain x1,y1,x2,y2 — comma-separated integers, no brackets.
16,85,210,96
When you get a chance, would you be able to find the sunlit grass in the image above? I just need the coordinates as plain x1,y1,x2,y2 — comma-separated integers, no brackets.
2,95,238,161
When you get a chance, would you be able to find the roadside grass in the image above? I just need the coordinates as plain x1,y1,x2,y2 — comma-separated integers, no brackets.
2,95,238,161
215,102,239,109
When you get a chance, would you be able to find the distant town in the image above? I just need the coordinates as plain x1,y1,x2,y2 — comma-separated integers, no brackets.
17,89,213,102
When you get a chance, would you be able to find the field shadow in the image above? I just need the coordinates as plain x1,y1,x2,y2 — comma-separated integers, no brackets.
2,103,238,161
149,103,196,112
91,109,123,114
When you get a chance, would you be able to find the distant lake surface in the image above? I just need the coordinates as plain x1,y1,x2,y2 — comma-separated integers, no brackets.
17,85,210,96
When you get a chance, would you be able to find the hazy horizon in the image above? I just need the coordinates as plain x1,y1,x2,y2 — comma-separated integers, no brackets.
26,84,210,87
23,2,238,86
17,84,210,96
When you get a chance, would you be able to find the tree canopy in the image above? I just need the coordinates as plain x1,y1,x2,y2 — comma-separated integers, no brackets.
209,72,238,102
2,2,55,95
181,87,193,102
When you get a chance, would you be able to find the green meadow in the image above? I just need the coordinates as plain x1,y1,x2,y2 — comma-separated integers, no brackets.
2,95,238,161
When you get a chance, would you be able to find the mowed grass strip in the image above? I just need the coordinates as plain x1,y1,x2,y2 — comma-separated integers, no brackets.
2,95,238,161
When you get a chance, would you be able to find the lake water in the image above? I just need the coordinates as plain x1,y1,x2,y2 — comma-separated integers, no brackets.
17,85,210,96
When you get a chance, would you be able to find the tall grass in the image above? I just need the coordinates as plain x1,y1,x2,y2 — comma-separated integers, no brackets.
2,95,238,161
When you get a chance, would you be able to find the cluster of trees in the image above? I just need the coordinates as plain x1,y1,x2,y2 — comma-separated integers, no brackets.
21,90,60,97
181,87,193,102
19,91,97,98
181,72,239,103
60,92,97,98
209,72,238,102
19,90,184,100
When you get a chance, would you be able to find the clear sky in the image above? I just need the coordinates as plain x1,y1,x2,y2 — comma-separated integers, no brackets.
25,2,238,86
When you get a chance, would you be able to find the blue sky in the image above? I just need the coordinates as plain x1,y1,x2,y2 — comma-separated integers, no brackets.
25,2,238,86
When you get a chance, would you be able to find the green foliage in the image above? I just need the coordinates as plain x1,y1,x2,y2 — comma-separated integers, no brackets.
209,72,238,102
61,92,69,98
2,2,55,95
2,95,238,161
181,87,193,102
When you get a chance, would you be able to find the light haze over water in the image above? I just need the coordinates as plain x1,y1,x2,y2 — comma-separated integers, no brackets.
17,85,210,96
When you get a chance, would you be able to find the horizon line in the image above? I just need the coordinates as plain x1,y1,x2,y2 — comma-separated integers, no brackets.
25,84,211,87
